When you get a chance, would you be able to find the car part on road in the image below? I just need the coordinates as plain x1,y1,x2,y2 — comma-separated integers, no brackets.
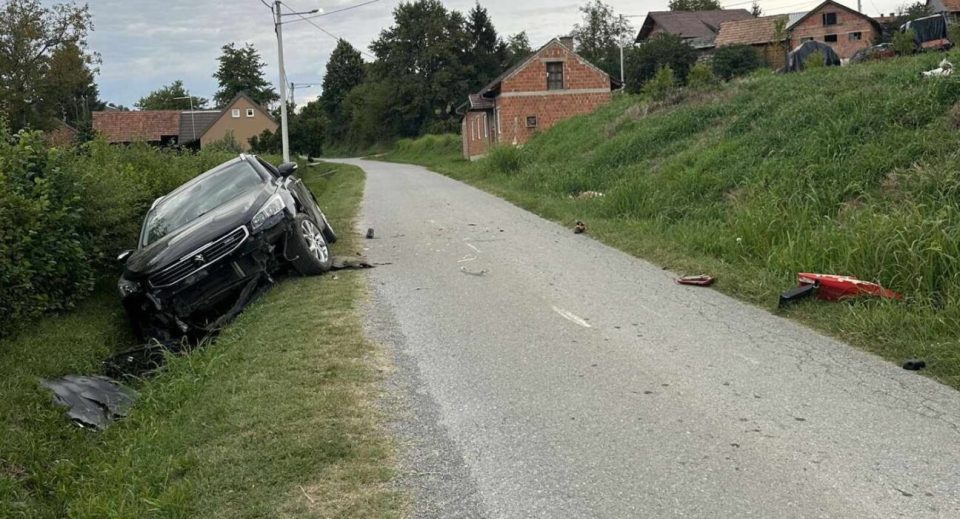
366,227,375,239
903,359,927,370
574,220,587,234
797,273,902,301
41,376,138,430
331,257,375,270
459,266,487,276
779,283,819,307
677,275,715,287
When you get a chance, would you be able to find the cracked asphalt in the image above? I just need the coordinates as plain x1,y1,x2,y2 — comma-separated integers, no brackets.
335,158,960,518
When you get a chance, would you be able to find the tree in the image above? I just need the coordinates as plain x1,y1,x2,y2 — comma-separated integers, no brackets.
642,65,676,100
571,0,633,79
0,0,96,130
369,0,472,137
212,43,279,108
321,39,365,143
750,1,762,17
501,32,532,68
624,33,697,92
135,80,207,110
41,42,103,129
668,0,722,10
289,100,326,157
891,28,917,54
711,45,762,80
465,3,502,90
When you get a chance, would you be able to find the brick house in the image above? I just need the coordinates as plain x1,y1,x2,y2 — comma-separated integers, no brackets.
716,1,882,64
461,37,619,160
927,0,960,23
92,92,277,150
635,9,754,50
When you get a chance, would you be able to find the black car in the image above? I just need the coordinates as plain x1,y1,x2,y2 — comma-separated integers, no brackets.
117,154,336,341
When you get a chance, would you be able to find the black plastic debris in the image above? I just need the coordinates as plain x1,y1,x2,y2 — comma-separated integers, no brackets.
104,342,172,380
331,257,375,270
779,283,818,308
40,375,137,430
902,359,926,371
366,228,375,239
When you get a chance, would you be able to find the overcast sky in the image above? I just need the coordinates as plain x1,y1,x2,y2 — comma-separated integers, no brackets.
87,0,904,108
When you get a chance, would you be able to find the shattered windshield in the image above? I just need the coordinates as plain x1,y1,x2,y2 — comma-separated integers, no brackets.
141,160,264,246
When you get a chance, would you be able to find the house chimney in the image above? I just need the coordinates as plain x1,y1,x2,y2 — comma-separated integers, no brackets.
560,35,575,50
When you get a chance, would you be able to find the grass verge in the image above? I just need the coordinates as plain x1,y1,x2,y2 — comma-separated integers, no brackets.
0,162,403,518
382,53,960,390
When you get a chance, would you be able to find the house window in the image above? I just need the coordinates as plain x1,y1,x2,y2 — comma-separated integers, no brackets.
849,31,862,41
231,108,240,118
824,34,838,43
526,116,538,128
822,12,837,25
246,108,255,117
546,62,564,90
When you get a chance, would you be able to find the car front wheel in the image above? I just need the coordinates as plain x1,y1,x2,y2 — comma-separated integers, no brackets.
289,213,332,274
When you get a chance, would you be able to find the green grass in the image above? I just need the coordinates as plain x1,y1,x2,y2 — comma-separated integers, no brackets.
384,52,960,390
0,162,403,518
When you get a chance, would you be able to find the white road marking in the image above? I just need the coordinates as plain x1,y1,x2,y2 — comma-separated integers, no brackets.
552,306,592,328
465,242,481,253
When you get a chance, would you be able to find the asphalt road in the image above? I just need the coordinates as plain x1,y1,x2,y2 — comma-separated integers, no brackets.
334,158,960,518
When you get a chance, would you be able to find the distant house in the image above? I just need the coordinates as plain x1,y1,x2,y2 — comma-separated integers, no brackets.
716,1,882,64
45,120,78,148
92,92,277,151
460,37,619,160
927,0,960,23
635,9,754,50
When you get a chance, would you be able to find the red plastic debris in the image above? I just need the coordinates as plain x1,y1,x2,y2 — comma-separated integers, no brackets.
677,275,715,287
797,273,902,301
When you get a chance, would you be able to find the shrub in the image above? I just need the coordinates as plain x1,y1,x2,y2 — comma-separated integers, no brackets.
804,50,826,69
712,45,762,80
625,33,697,93
204,130,244,154
687,62,717,89
642,66,678,101
892,29,917,55
483,145,524,175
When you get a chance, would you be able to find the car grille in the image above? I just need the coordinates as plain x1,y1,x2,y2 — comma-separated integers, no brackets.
148,226,249,288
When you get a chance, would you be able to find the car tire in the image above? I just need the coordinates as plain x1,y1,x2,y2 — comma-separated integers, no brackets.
289,213,332,274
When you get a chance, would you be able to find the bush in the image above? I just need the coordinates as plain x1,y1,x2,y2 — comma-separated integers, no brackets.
892,29,917,55
483,145,524,175
712,45,762,80
625,33,697,93
642,66,678,101
804,50,826,69
204,130,244,154
687,62,717,89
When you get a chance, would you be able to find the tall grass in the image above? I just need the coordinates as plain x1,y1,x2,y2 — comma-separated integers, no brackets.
386,51,960,387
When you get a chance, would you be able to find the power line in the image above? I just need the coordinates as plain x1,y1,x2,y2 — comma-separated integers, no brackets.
284,0,381,23
279,1,376,59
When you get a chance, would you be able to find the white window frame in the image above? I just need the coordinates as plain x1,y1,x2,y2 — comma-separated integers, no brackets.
231,108,240,118
483,113,488,138
246,108,255,118
496,108,502,136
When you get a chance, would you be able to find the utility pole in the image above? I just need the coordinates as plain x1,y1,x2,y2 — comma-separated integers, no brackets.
619,15,625,88
274,1,291,162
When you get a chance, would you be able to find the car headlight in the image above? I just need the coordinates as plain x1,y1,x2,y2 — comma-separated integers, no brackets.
251,194,285,231
118,277,141,298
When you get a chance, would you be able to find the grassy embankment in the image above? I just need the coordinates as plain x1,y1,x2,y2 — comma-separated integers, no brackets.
385,51,960,389
0,162,403,518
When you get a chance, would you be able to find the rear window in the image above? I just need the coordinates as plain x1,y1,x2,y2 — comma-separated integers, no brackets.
141,161,264,246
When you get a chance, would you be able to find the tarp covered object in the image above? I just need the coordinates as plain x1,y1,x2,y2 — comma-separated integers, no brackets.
41,375,137,430
901,14,949,46
786,40,841,72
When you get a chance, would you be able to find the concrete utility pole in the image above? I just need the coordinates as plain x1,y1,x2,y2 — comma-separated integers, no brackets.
619,15,625,87
274,1,291,162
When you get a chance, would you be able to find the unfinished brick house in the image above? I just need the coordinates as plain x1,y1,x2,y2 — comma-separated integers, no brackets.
461,37,619,160
716,0,882,65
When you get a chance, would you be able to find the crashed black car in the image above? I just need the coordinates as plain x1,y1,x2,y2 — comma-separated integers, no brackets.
117,154,336,341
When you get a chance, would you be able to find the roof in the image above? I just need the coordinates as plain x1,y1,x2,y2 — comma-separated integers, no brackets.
716,15,789,46
939,0,960,12
178,110,221,143
466,94,495,110
635,9,754,43
786,0,882,31
92,111,180,143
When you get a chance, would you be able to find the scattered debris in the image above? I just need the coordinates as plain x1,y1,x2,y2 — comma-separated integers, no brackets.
797,273,902,301
41,375,138,430
779,284,818,308
459,266,487,276
569,191,605,200
922,58,953,78
104,342,174,379
676,275,715,287
331,257,375,270
574,221,587,234
366,228,375,239
902,359,927,371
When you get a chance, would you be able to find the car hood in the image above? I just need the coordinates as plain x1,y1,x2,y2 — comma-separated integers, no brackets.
125,186,275,277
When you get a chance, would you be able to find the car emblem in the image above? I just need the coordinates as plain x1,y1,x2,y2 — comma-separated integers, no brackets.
193,254,206,266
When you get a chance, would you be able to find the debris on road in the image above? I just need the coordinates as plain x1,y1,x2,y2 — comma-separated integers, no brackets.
331,257,375,270
574,221,587,234
902,359,927,371
459,266,487,276
677,275,715,287
366,227,375,239
41,375,138,430
779,284,818,307
780,273,902,307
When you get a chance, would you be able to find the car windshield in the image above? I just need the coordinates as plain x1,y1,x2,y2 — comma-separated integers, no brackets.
141,160,264,246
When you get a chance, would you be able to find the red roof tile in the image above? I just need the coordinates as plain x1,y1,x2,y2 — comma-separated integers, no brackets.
92,111,181,143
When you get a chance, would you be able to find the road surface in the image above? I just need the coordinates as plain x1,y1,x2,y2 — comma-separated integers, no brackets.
335,158,960,518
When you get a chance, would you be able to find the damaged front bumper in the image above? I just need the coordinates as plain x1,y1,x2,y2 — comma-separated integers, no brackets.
121,218,292,341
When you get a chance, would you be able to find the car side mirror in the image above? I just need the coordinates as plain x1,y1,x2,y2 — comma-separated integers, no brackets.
277,162,298,178
117,250,133,263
